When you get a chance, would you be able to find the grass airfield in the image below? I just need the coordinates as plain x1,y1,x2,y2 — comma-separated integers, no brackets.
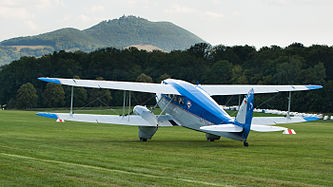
0,109,332,186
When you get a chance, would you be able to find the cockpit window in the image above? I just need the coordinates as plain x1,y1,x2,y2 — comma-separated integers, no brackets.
165,94,186,106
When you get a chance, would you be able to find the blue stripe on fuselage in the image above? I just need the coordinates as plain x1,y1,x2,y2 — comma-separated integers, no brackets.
164,79,233,124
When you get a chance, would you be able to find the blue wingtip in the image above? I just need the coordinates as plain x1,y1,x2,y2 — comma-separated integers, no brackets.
38,77,61,84
303,117,321,122
36,113,58,119
306,85,323,90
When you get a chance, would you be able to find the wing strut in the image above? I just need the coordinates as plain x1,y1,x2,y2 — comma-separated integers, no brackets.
128,91,131,115
70,86,74,116
122,91,126,116
157,95,175,120
287,91,291,119
238,95,241,109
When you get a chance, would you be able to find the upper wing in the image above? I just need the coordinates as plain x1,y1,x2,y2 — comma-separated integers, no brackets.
38,77,180,94
200,84,322,96
36,112,180,127
251,116,320,126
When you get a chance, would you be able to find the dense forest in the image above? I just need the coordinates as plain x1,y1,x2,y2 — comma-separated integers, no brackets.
0,43,332,113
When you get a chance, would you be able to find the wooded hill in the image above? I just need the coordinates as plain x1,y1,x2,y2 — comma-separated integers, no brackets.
0,43,332,113
0,16,205,65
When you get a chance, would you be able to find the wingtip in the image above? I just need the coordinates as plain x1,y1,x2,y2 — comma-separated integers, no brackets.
306,85,323,90
303,116,321,122
36,113,58,119
38,77,61,84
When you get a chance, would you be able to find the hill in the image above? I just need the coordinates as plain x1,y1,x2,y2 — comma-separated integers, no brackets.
0,16,205,65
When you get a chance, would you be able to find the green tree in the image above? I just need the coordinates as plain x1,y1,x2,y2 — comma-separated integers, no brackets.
301,62,326,84
231,65,248,84
159,73,171,82
88,77,112,107
187,43,211,58
136,73,153,82
205,60,233,83
135,73,154,105
65,76,88,107
272,56,303,84
16,82,38,109
42,83,65,107
73,87,88,107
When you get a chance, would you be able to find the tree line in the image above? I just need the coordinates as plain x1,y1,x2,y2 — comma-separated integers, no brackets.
0,43,332,112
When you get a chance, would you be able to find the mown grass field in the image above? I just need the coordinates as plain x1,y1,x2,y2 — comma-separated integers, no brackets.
0,109,332,186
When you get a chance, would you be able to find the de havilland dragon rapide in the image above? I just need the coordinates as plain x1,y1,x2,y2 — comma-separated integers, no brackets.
37,77,322,146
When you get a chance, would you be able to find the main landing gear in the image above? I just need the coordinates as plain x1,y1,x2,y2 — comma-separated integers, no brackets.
139,138,148,142
243,141,249,147
206,134,220,142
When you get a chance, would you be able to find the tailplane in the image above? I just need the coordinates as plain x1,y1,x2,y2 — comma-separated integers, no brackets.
235,89,254,144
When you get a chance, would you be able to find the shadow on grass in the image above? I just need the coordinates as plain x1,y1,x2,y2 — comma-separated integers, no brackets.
66,138,244,148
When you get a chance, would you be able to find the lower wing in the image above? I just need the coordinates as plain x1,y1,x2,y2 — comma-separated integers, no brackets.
250,116,320,133
251,116,320,125
36,113,179,127
200,124,288,133
200,116,320,133
200,124,243,132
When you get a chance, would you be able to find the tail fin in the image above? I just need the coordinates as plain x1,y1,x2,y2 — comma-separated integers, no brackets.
235,89,254,140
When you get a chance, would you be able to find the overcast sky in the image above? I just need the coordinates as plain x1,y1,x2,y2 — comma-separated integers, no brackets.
0,0,332,49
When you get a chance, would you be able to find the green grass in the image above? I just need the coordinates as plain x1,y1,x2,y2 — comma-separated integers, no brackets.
0,110,332,186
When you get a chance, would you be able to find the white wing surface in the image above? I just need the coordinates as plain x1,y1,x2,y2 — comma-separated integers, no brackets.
251,116,320,126
38,78,180,94
200,124,243,132
250,125,287,132
36,113,179,127
200,84,322,96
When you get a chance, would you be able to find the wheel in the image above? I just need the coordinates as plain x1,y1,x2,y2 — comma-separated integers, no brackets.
140,138,147,142
243,141,249,147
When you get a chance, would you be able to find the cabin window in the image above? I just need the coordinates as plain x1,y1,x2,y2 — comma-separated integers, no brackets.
172,95,178,102
178,97,184,105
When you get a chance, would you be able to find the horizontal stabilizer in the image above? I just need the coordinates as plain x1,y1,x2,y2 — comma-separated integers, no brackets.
36,113,178,127
250,125,287,132
251,116,320,126
200,124,243,132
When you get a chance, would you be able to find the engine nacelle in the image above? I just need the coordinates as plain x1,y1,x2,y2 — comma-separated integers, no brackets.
133,105,158,126
133,105,159,141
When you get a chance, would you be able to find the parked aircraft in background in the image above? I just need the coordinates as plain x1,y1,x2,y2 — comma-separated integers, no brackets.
36,78,322,146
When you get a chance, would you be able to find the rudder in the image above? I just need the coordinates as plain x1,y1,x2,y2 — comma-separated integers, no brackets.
235,89,254,141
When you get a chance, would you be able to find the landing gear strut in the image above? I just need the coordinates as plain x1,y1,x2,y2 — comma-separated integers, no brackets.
243,141,249,147
205,134,220,142
140,138,147,142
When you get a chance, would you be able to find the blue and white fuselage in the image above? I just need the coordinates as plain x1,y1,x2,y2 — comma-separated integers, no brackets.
157,79,245,141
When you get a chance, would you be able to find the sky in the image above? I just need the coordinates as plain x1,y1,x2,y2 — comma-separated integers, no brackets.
0,0,332,49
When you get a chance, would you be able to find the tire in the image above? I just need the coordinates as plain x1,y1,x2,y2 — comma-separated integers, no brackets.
140,138,147,142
